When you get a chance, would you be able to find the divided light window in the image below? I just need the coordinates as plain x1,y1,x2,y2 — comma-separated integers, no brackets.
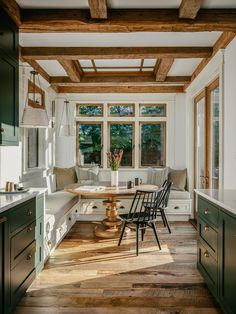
139,104,166,117
109,123,134,167
77,122,103,166
27,128,39,169
108,104,134,117
76,104,103,117
140,122,166,167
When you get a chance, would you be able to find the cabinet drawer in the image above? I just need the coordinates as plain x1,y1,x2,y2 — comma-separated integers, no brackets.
11,221,36,269
11,241,35,297
198,242,218,290
198,197,219,228
9,199,36,234
198,218,218,256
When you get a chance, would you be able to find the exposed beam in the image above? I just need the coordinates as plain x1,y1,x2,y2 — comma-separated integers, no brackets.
58,60,83,82
186,32,236,89
56,85,184,94
20,9,236,33
24,60,51,83
21,46,213,60
155,59,174,82
50,75,190,86
88,0,107,19
0,0,21,26
179,0,203,19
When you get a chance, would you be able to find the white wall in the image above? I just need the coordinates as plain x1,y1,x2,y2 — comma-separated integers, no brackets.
223,37,236,189
0,64,55,187
55,93,188,182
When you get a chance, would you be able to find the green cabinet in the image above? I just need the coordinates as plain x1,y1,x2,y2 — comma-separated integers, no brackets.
0,216,7,314
197,195,236,314
219,211,236,314
0,6,19,146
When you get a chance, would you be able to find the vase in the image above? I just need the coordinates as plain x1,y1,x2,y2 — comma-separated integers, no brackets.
111,170,119,187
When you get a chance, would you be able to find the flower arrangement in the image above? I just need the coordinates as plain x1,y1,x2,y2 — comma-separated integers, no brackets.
107,149,123,171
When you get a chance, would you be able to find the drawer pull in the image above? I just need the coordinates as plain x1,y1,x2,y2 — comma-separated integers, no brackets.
48,240,52,246
174,206,180,209
120,206,125,209
27,254,32,260
75,209,78,213
204,251,209,258
0,217,7,224
27,210,33,216
92,205,98,209
204,225,209,232
27,227,33,232
68,217,72,221
0,128,4,133
204,208,209,215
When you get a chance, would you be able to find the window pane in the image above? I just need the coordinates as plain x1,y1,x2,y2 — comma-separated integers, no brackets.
28,128,39,169
211,86,219,189
77,104,102,116
140,123,165,167
109,105,134,116
78,123,102,166
110,123,133,167
140,104,166,116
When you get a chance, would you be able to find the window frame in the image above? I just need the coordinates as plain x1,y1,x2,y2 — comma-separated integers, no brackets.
107,103,135,117
76,121,104,167
139,103,167,117
139,121,166,168
76,103,104,117
108,121,135,168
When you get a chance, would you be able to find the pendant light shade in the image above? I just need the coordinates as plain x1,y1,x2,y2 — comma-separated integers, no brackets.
21,70,49,128
58,100,76,136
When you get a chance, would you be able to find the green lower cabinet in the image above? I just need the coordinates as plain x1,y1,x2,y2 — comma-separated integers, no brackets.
0,217,6,314
219,211,236,314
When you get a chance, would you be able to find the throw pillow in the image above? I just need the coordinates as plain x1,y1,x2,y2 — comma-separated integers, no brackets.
147,167,168,187
168,168,187,191
75,165,99,185
53,167,77,191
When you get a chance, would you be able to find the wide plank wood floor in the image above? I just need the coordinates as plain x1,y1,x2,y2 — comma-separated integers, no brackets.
15,221,222,314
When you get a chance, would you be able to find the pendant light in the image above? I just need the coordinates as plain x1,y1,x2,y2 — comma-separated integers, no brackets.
58,100,76,136
21,70,49,128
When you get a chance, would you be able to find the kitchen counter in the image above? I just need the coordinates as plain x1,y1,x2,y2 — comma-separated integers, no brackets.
0,188,46,214
195,189,236,217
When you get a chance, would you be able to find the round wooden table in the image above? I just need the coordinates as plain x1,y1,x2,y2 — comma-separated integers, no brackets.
65,182,158,239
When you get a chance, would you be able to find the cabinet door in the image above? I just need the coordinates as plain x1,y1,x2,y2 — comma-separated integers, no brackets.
219,211,236,313
0,217,7,314
0,54,19,145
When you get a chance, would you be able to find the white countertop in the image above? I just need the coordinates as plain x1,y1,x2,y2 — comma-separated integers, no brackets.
195,189,236,217
0,188,46,215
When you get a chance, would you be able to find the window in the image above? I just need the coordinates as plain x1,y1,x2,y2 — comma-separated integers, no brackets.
27,128,39,169
139,104,166,117
109,123,134,167
108,104,134,117
140,122,166,167
76,104,103,117
77,122,103,166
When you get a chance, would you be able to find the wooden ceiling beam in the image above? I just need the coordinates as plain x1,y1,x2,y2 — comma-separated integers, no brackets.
21,46,213,60
179,0,203,19
58,60,83,82
88,0,107,19
50,75,190,86
185,32,236,89
0,0,21,26
56,85,184,94
19,9,236,33
155,59,174,82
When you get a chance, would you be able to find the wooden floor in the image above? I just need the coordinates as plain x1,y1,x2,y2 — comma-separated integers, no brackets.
15,221,222,314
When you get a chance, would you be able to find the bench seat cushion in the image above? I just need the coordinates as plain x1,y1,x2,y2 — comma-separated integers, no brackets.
45,191,78,221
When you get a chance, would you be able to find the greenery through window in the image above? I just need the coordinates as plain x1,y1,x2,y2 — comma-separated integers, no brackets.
140,104,166,116
109,123,134,167
77,123,102,166
140,123,166,167
109,104,134,116
77,104,103,116
27,128,39,169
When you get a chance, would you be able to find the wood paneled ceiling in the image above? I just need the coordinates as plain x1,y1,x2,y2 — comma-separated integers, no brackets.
2,0,236,93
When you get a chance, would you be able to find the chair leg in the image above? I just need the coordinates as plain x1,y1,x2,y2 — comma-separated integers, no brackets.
151,222,161,250
160,210,166,227
141,224,146,241
136,224,139,256
118,221,127,246
161,210,171,234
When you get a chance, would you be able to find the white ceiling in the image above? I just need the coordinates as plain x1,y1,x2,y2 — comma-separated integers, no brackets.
168,59,203,76
20,32,221,47
37,60,67,76
16,0,236,9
